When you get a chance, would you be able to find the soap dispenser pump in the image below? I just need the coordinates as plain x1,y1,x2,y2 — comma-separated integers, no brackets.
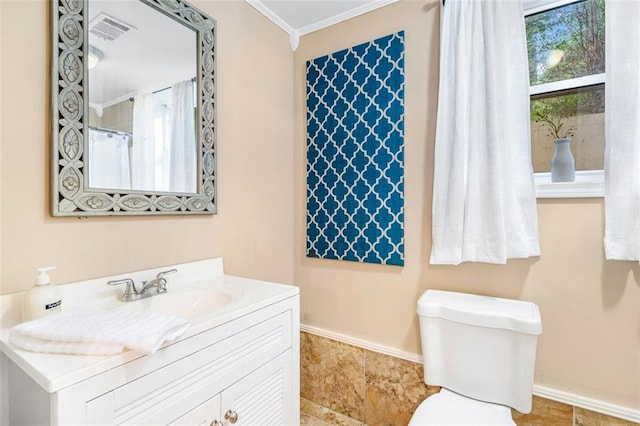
22,266,62,322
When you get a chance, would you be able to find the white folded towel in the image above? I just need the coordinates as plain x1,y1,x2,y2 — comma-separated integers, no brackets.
10,307,190,355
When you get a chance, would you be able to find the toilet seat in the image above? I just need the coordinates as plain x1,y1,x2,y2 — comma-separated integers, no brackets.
408,389,516,425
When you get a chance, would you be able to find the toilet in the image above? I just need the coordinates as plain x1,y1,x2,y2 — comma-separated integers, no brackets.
409,290,542,425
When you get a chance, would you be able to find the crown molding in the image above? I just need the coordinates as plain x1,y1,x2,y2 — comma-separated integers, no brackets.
296,0,399,36
246,0,399,51
246,0,294,34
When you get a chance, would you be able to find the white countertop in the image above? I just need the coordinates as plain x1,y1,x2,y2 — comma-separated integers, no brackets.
0,258,299,393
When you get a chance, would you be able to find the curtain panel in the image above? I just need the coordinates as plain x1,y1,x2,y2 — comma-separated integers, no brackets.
430,0,540,265
604,0,640,261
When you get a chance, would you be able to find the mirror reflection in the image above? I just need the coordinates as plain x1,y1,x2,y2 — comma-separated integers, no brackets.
87,0,198,194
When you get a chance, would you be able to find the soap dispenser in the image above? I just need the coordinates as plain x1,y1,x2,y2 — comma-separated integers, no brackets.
22,266,62,322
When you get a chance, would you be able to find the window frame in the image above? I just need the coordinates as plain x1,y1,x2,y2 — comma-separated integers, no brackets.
525,0,605,198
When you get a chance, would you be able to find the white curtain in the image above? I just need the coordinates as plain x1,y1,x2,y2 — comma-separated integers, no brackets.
604,0,640,260
169,79,197,193
430,0,540,265
88,129,131,190
131,92,157,191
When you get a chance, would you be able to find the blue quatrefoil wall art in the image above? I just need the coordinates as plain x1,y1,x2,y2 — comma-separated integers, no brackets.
306,31,405,266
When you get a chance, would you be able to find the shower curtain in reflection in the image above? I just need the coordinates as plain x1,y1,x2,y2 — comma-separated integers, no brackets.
88,128,132,190
169,79,197,193
131,92,158,191
131,80,195,193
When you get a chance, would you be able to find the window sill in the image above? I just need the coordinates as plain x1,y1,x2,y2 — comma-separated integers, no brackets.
535,170,604,198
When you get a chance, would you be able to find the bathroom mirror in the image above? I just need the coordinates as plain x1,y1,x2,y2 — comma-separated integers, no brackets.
52,0,216,216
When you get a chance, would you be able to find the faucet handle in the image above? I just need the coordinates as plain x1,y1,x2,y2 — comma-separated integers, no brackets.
156,268,177,280
152,269,177,293
107,278,139,301
107,278,134,287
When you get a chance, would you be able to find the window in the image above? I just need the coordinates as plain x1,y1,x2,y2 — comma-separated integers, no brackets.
525,0,605,197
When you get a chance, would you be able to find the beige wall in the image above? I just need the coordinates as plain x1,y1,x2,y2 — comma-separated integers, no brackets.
2,0,639,415
293,0,640,411
0,0,294,292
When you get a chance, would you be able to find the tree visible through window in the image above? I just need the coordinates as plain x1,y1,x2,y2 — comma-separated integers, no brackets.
526,0,605,174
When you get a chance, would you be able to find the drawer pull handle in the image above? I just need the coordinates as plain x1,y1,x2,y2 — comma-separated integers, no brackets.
210,421,223,426
224,410,238,424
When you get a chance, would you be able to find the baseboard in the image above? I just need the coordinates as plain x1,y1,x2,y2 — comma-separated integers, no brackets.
532,384,639,423
301,323,422,364
300,324,640,423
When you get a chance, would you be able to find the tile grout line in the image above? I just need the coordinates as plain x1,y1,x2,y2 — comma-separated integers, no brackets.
362,347,366,426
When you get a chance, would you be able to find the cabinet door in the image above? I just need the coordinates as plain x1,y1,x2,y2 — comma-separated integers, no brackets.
169,394,221,426
220,350,293,426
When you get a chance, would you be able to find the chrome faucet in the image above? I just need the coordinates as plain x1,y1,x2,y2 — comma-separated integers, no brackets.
140,269,176,296
107,269,177,302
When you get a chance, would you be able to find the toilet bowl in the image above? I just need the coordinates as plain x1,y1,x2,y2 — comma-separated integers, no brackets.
409,290,542,425
409,389,515,425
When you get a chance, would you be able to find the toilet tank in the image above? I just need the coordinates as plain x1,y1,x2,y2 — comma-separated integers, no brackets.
417,290,542,414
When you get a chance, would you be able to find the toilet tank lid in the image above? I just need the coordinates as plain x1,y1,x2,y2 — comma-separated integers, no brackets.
417,290,542,335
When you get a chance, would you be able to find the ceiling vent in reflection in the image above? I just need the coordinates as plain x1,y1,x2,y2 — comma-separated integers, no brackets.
89,13,136,42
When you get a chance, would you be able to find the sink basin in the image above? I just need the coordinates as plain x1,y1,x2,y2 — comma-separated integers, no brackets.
115,287,241,322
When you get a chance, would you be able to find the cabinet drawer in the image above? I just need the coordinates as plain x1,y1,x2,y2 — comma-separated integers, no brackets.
88,311,292,425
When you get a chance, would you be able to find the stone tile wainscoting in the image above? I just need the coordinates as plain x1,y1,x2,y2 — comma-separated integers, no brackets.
300,332,639,426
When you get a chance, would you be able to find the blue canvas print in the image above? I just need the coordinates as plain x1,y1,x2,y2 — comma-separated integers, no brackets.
306,31,405,266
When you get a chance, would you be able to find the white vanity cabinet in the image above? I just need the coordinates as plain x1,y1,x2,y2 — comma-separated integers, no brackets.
2,260,300,426
170,394,221,425
169,351,291,426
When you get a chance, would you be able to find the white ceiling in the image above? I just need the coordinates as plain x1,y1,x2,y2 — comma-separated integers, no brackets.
88,0,196,108
246,0,399,50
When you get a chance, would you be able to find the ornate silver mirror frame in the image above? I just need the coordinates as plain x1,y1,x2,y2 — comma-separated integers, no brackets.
52,0,216,216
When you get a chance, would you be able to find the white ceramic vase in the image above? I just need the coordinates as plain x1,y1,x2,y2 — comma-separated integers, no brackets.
551,138,575,182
